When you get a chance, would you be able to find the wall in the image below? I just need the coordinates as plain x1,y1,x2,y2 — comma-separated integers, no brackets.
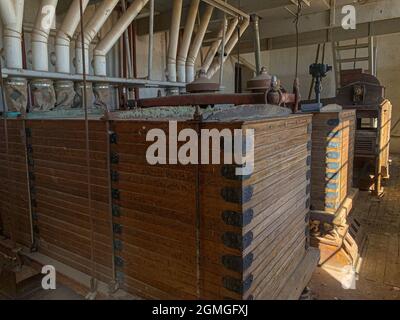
375,33,400,153
220,34,400,153
136,32,168,98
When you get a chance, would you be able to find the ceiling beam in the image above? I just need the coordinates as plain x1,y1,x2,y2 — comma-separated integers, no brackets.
242,0,400,41
234,16,400,54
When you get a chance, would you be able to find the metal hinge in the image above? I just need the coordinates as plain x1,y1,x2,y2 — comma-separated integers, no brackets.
111,171,119,182
112,204,121,217
115,256,124,268
222,231,253,250
114,239,123,251
113,223,123,235
109,132,117,144
223,274,253,295
222,253,254,272
221,186,253,204
221,209,253,227
110,152,119,164
112,189,120,200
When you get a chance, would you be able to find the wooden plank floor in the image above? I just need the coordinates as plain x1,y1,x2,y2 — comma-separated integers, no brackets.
309,155,400,300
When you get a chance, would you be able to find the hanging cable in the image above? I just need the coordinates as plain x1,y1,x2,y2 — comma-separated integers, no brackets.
79,0,97,298
0,49,16,248
294,0,302,79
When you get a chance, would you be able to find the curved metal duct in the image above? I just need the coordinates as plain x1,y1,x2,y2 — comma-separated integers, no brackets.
185,4,214,83
75,0,120,75
55,0,90,109
167,0,183,83
176,0,200,83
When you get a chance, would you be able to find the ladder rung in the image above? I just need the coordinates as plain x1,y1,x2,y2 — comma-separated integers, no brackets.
335,43,369,51
338,57,370,63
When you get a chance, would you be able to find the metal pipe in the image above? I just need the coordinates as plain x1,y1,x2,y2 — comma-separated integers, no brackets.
176,0,200,83
186,5,214,83
202,17,238,72
56,0,89,74
167,0,183,82
218,13,227,88
148,0,154,80
1,0,27,113
122,0,133,79
32,0,58,71
0,0,17,27
1,67,186,88
1,0,24,70
75,0,120,74
206,17,249,79
94,0,149,77
251,14,261,75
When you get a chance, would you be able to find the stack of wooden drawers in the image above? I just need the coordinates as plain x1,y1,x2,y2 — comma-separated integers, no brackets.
0,119,32,247
308,110,360,267
309,110,356,214
1,113,317,300
25,119,113,283
108,114,313,299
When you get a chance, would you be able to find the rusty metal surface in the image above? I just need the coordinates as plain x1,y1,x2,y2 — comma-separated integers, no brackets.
247,67,272,93
337,72,385,108
186,71,220,94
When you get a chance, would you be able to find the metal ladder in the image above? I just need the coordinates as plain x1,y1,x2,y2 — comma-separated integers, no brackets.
332,36,376,89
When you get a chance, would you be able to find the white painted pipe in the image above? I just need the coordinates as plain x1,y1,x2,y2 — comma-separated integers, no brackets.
176,0,200,83
202,17,238,72
186,5,214,83
93,0,149,76
0,0,17,26
167,0,183,82
55,0,89,73
32,0,58,71
1,0,24,69
206,17,250,79
75,0,120,74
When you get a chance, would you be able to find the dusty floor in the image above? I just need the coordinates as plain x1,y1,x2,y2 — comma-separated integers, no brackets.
0,285,83,300
309,155,400,300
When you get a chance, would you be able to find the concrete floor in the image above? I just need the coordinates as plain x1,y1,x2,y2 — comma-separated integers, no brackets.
309,155,400,300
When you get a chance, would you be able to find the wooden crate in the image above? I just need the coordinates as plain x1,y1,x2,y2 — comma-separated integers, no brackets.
108,114,312,299
0,113,314,299
309,110,356,214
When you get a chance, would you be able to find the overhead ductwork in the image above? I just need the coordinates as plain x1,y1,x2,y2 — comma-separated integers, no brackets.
176,0,200,84
56,0,90,74
1,0,27,114
167,0,183,84
93,0,149,77
55,0,89,109
202,17,238,72
93,0,149,109
75,0,120,75
186,5,214,83
31,0,59,112
206,17,250,79
75,0,119,109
